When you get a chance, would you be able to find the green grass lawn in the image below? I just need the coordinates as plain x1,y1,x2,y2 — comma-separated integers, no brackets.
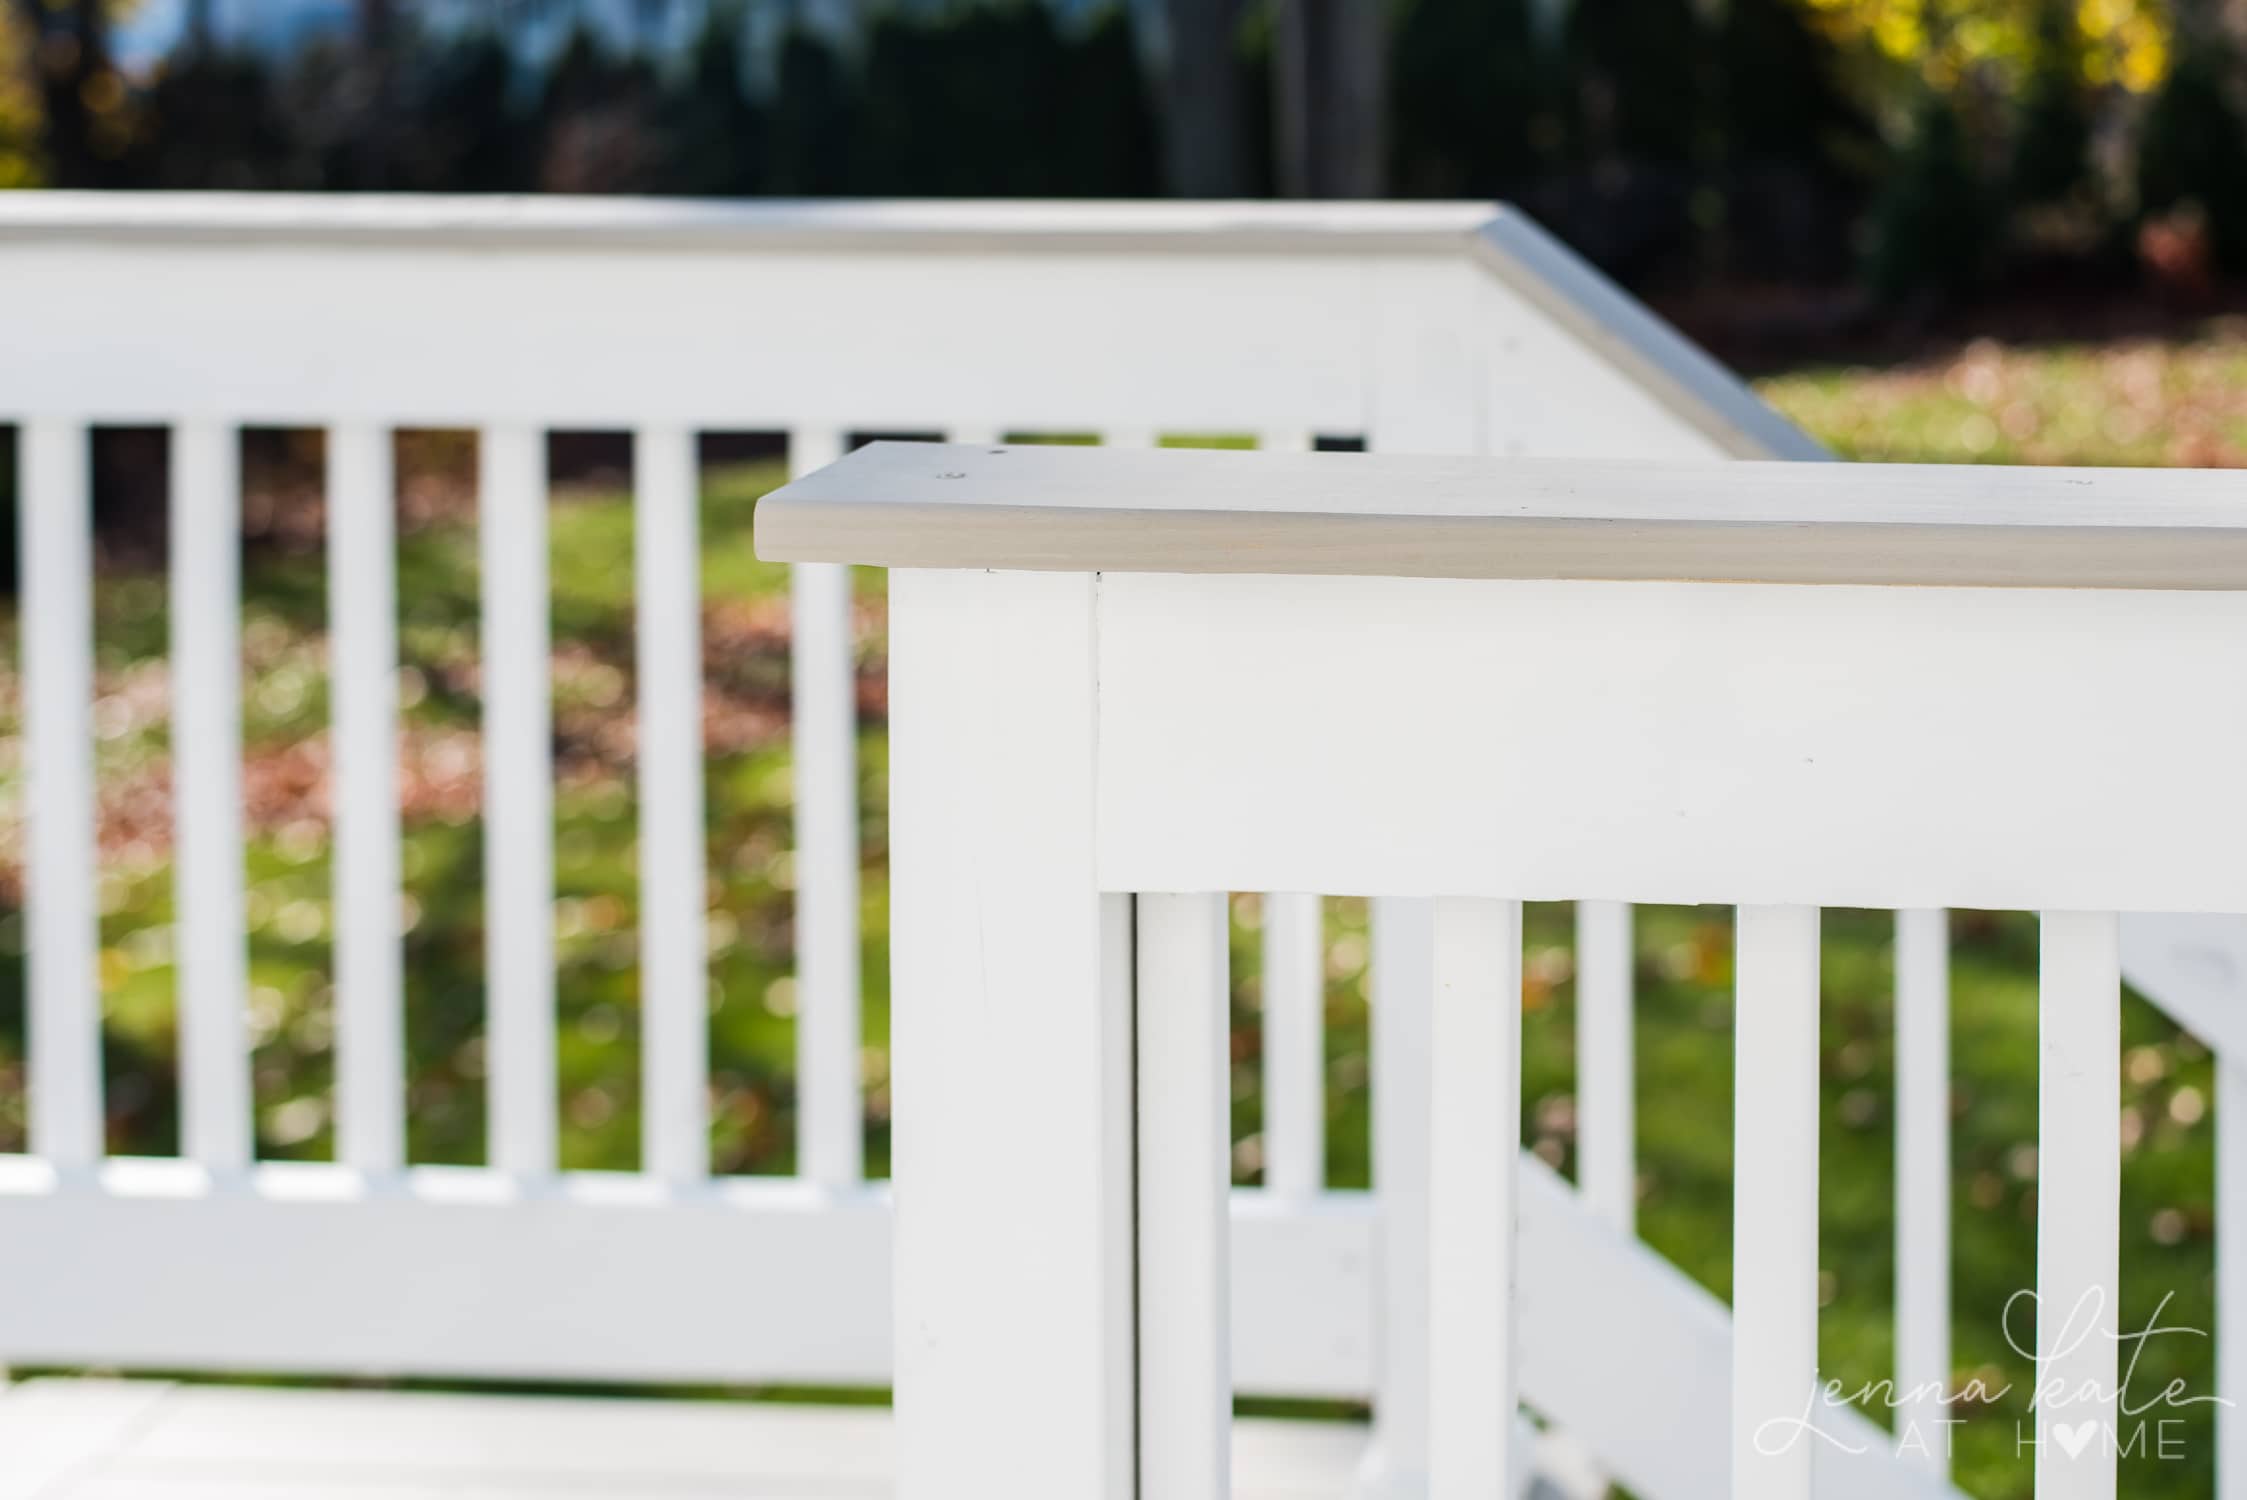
0,333,2240,1496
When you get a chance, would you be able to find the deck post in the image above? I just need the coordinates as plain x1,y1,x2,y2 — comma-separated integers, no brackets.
886,566,1136,1500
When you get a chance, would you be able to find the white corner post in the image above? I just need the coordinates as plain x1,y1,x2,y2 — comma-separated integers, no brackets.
886,566,1135,1500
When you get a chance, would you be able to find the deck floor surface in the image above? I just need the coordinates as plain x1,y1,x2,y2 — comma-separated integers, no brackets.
0,1378,1369,1499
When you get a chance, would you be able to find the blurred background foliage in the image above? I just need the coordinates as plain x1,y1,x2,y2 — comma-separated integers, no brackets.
3,0,2247,307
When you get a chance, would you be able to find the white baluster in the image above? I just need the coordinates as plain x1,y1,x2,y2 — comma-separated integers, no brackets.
788,425,862,1189
1428,895,1522,1499
1732,905,1820,1500
1262,891,1324,1197
2036,910,2119,1500
20,419,101,1171
635,424,708,1184
1138,891,1232,1500
328,422,405,1173
1363,895,1433,1500
1575,899,1634,1233
170,419,251,1173
2222,1053,2247,1499
1894,907,1951,1474
480,423,556,1177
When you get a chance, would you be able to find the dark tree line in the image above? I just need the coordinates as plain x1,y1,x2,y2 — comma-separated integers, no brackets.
12,0,2247,301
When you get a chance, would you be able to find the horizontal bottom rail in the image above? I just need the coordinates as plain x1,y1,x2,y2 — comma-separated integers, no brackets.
0,1155,1950,1500
0,1159,1369,1397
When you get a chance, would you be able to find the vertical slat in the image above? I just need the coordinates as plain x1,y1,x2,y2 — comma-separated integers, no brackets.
1103,428,1157,449
948,426,1001,447
1732,904,1820,1500
1365,895,1434,1499
635,424,708,1184
1137,891,1232,1500
1575,899,1634,1233
480,424,556,1178
20,419,102,1170
1428,895,1522,1499
1894,907,1950,1475
328,422,404,1173
889,566,1134,1500
1261,891,1324,1196
2036,910,2120,1500
2222,1054,2247,1499
789,424,862,1189
169,420,251,1172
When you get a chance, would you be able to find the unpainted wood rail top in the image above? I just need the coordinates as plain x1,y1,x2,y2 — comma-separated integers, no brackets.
755,441,2247,590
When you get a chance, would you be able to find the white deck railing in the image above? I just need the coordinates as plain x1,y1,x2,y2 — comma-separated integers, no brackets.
24,193,2238,1500
763,439,2247,1500
0,197,1808,1408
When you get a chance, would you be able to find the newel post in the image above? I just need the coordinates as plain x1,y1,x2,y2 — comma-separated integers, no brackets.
886,566,1137,1500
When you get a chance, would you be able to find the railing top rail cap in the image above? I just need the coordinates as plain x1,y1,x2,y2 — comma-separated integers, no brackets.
757,441,2247,591
0,192,1501,254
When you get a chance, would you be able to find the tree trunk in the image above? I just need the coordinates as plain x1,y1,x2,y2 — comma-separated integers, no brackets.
1272,0,1386,197
1160,0,1245,196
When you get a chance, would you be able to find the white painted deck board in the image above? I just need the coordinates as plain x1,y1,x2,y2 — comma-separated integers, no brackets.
0,1381,1363,1500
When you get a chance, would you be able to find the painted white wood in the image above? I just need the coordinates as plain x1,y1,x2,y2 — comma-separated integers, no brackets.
0,200,1804,464
1574,900,1634,1233
327,423,406,1174
1731,905,1820,1500
1102,428,1157,449
788,426,862,1191
633,425,708,1185
1428,897,1522,1500
2223,1055,2247,1500
2035,911,2120,1500
169,420,252,1174
1894,908,1950,1477
0,1377,1405,1500
1095,571,2247,915
0,1153,1964,1500
886,567,1133,1500
1468,213,1824,461
20,419,102,1172
0,1378,181,1500
478,425,556,1179
761,442,2247,590
2118,912,2247,1059
1137,892,1233,1500
1363,897,1434,1500
1262,892,1325,1197
0,194,1501,252
0,1158,1366,1396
